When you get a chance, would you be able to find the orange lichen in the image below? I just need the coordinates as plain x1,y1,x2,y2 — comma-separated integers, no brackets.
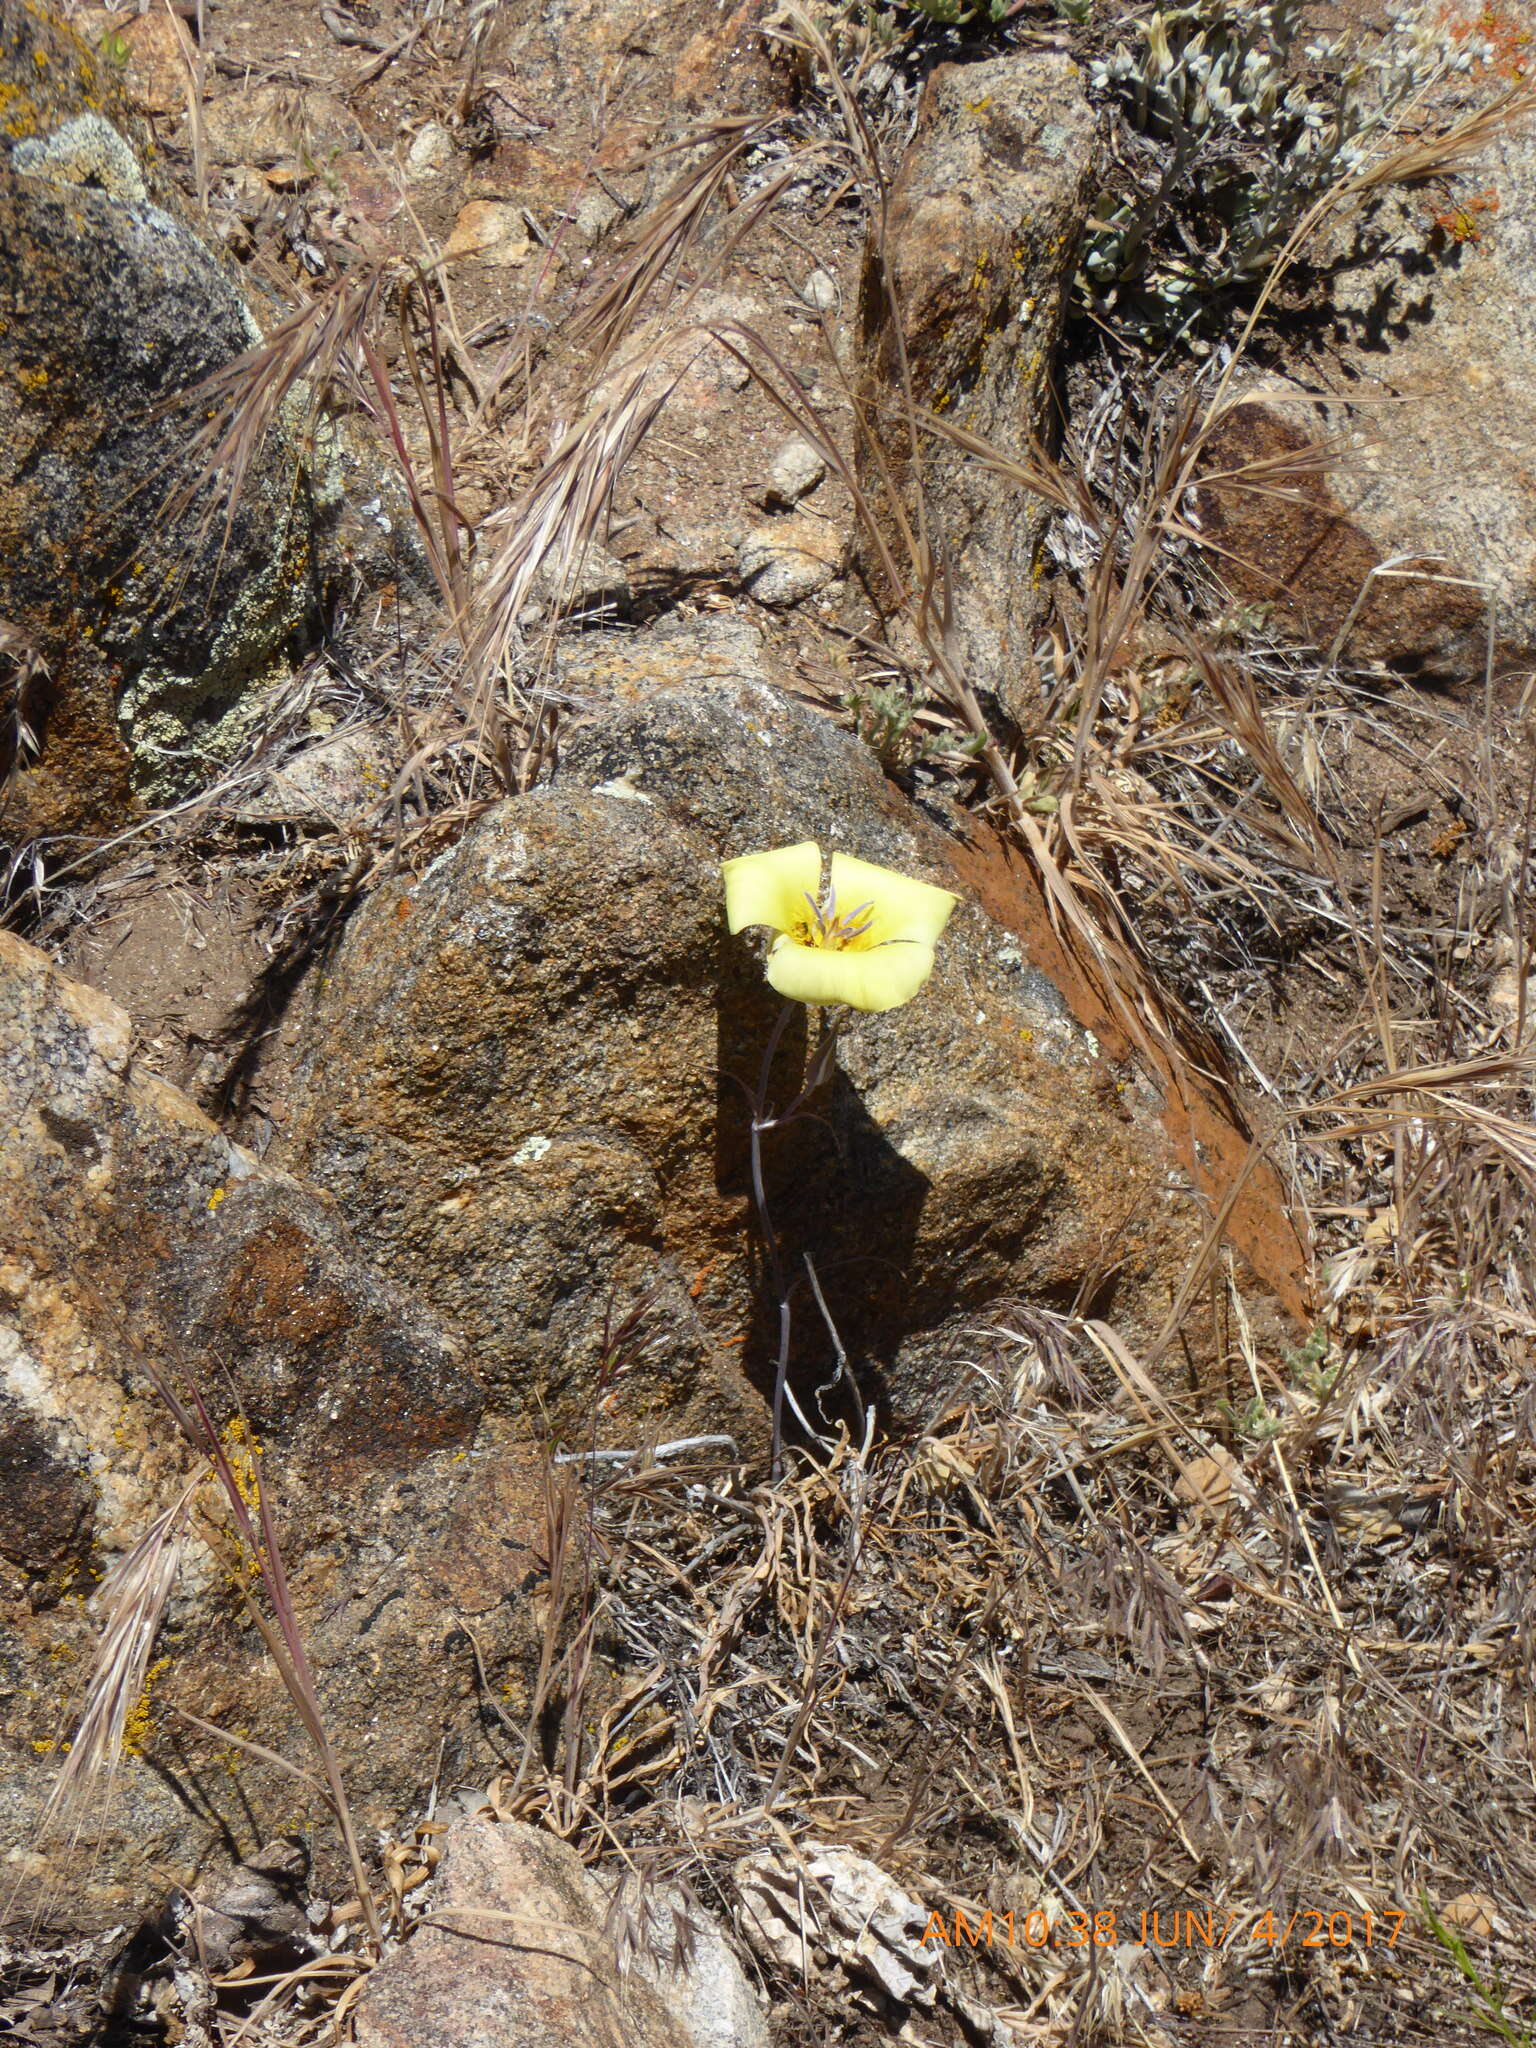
1442,1,1531,77
1429,185,1501,246
122,1656,170,1755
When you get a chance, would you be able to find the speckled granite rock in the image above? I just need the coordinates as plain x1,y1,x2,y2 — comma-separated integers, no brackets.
352,1817,768,2048
285,653,1212,1436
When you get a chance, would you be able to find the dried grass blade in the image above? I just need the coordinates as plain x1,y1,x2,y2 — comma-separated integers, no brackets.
39,1478,201,1843
466,359,678,688
569,118,779,367
157,266,395,544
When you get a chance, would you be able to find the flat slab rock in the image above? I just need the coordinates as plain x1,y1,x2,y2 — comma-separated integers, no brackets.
352,1818,769,2048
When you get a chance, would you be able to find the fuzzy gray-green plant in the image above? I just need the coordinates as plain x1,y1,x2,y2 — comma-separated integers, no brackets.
890,0,1009,23
1079,0,1492,338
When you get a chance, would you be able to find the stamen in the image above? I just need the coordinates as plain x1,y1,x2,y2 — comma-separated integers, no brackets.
841,900,875,940
800,884,878,950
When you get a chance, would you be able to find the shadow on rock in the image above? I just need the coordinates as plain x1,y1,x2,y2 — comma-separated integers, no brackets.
714,982,933,1446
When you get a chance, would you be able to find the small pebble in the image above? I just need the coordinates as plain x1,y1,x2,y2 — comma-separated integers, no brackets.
738,516,844,607
801,269,838,312
759,435,827,509
572,189,623,244
404,121,452,179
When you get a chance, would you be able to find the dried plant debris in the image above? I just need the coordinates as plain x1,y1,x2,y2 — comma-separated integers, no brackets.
472,1243,1536,2043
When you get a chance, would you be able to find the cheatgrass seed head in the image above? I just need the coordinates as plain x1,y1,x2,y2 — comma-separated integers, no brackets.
721,841,959,1013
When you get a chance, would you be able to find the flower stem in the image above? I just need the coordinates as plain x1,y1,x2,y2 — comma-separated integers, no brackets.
747,1005,848,1479
750,1003,796,1480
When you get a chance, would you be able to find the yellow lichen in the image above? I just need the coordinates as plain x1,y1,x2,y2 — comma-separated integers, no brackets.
0,78,39,139
220,1414,264,1511
122,1654,170,1755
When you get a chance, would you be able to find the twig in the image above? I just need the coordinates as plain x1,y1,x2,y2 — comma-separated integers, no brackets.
552,1435,739,1467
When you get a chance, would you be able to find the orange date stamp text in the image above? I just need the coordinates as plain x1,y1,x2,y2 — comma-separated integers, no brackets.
920,1906,1407,1952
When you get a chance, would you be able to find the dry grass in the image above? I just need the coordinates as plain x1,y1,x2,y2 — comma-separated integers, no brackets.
32,1481,200,1861
8,1220,391,1961
497,1226,1536,2045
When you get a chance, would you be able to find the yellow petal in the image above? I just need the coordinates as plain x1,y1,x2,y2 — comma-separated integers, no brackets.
721,842,821,936
767,935,938,1012
829,852,958,947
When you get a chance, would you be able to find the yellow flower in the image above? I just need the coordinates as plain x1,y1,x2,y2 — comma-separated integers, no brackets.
722,841,958,1013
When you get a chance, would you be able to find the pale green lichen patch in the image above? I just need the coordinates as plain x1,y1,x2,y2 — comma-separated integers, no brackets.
116,499,314,806
120,655,295,806
12,110,146,202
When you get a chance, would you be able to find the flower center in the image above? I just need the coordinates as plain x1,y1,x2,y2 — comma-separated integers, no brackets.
792,886,876,952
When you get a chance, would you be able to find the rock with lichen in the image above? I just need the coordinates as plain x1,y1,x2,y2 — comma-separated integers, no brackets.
0,0,323,840
859,51,1098,731
281,633,1244,1433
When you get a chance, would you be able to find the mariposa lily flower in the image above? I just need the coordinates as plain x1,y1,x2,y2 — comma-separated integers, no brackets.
722,841,959,1013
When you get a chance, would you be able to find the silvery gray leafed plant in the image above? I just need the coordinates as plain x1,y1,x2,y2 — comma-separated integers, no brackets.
1079,0,1493,338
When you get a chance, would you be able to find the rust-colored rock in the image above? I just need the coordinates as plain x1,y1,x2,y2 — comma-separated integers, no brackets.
1192,385,1489,681
0,930,555,1935
1200,82,1536,686
75,8,188,117
283,643,1274,1440
0,931,481,1495
444,198,532,267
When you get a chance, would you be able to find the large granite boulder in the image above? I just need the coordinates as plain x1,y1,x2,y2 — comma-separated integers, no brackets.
284,643,1239,1437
